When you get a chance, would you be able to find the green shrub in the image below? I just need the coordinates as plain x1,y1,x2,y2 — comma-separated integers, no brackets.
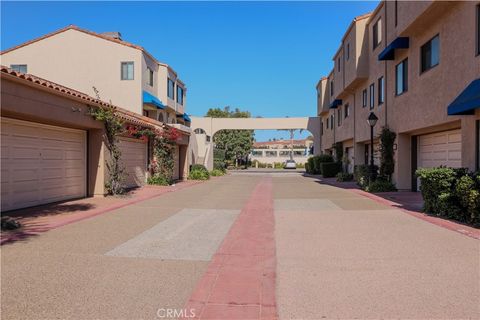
354,164,379,189
296,162,305,169
210,169,225,177
274,162,283,169
147,174,170,186
321,162,342,178
306,154,334,174
416,167,480,225
213,160,226,171
189,164,210,180
336,172,353,182
365,178,397,192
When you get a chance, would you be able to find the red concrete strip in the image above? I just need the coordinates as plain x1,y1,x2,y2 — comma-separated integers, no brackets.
1,180,203,245
349,188,480,240
183,177,277,320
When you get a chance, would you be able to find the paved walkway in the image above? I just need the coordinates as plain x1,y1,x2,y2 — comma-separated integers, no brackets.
1,172,479,319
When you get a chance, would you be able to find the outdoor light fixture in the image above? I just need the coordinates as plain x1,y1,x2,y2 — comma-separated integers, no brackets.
367,112,378,127
367,112,378,183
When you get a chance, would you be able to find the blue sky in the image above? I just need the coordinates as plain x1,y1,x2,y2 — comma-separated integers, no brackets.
1,1,379,141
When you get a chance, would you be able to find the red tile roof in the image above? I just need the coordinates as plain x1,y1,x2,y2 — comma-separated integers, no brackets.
0,65,189,134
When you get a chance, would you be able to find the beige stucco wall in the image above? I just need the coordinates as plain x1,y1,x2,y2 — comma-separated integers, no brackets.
1,29,144,114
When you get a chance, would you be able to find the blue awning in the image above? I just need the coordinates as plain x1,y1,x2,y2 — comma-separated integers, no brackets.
142,91,165,109
378,37,409,61
329,99,342,109
176,113,192,122
447,79,480,115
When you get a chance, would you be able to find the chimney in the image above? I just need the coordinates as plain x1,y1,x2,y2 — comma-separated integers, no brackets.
101,32,122,41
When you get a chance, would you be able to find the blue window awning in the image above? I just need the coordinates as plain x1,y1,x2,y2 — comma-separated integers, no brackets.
176,113,192,122
329,99,342,109
142,91,165,109
378,37,409,61
447,79,480,115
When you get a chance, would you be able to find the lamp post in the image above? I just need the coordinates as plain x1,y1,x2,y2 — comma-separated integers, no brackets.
367,112,378,183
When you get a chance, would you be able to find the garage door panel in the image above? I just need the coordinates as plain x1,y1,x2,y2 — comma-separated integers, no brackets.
119,137,147,188
1,118,86,211
418,129,462,170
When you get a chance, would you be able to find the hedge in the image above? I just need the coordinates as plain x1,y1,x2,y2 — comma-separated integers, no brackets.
189,164,210,180
416,167,479,226
321,162,342,178
306,154,334,174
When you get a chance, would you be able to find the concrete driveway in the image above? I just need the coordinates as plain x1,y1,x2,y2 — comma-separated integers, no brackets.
1,172,478,319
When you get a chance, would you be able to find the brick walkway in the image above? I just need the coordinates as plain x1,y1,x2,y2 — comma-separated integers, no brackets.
183,177,277,320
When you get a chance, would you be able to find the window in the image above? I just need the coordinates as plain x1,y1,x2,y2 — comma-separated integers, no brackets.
337,57,341,72
326,117,329,129
252,150,263,156
338,109,342,126
176,86,184,105
396,58,408,95
266,151,277,157
10,64,27,73
121,62,134,80
143,110,149,117
421,35,440,73
378,76,384,105
344,104,350,118
158,113,165,123
321,121,324,135
330,115,334,130
369,83,375,109
330,81,334,96
373,19,382,49
477,5,480,55
362,89,367,107
346,43,350,61
167,78,175,99
147,68,154,86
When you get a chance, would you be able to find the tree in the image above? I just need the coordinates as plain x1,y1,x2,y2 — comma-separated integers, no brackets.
206,107,254,166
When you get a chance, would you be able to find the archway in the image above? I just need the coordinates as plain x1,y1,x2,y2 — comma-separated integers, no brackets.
190,116,321,170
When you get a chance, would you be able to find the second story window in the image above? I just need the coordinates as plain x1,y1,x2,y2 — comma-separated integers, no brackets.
176,86,184,105
396,58,408,95
378,76,384,105
373,19,382,50
337,108,342,126
10,64,27,73
421,35,440,73
369,83,375,109
326,117,329,129
147,68,154,87
167,78,175,99
330,81,334,96
337,57,341,72
321,121,324,135
344,104,350,118
346,43,350,61
121,62,134,80
362,89,367,107
330,114,334,130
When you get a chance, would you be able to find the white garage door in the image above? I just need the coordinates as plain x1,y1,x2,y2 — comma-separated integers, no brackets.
418,129,462,169
1,118,86,211
119,137,147,188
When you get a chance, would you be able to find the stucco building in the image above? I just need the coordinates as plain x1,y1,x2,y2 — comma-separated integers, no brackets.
317,0,480,190
0,66,190,211
250,138,313,165
1,25,193,187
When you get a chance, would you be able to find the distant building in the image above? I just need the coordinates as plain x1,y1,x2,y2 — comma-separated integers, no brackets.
250,138,313,165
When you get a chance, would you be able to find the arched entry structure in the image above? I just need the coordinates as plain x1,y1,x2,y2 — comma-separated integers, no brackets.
190,116,321,170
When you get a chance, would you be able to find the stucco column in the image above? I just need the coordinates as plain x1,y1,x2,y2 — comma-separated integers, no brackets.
179,145,189,180
394,133,412,191
88,128,107,197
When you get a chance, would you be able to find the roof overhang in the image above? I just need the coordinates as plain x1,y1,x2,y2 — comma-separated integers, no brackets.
447,79,480,115
378,37,409,61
